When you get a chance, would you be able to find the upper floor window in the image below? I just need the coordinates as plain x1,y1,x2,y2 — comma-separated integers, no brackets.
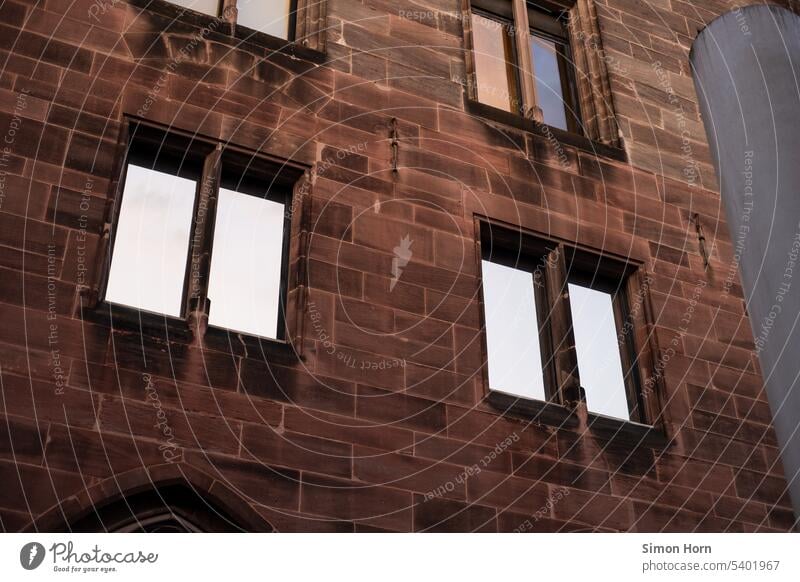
165,0,318,45
470,9,521,113
103,122,296,341
467,0,625,141
168,0,220,18
479,223,654,423
528,9,581,132
468,1,581,132
235,0,297,39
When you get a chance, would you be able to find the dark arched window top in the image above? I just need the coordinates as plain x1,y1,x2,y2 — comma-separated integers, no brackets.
69,484,252,533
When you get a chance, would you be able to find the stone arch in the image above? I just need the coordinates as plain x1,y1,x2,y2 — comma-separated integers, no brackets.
24,462,273,532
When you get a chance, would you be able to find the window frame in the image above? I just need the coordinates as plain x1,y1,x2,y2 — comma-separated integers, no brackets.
562,247,647,423
477,219,660,427
93,119,306,347
102,124,214,324
467,0,583,133
225,0,300,43
135,0,327,54
207,151,295,340
479,238,558,402
469,7,524,114
527,8,583,133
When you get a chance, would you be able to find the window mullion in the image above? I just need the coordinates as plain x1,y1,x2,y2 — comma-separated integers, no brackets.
186,145,222,336
464,8,479,102
626,269,660,426
294,0,325,50
612,288,642,422
512,0,541,121
544,243,582,407
221,0,236,23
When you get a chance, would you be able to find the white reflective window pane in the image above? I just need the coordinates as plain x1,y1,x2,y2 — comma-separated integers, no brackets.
169,0,219,17
530,36,569,130
568,283,629,420
237,0,293,39
471,13,518,112
482,260,546,400
105,164,196,317
207,188,285,339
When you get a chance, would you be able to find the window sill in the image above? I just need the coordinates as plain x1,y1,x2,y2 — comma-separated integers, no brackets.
83,301,193,341
486,390,580,428
203,325,302,363
82,300,302,364
231,24,326,65
127,0,326,65
486,390,670,450
464,99,627,163
586,411,669,450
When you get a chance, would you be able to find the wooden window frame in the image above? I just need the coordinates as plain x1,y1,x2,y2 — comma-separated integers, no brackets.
87,119,308,350
478,220,661,427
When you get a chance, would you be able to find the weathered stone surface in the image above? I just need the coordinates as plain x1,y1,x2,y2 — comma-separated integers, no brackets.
0,0,792,532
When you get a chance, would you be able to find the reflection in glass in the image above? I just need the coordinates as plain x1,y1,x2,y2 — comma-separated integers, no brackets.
530,35,569,130
482,260,547,400
106,164,197,317
168,0,220,17
471,12,520,112
236,0,294,39
568,283,629,420
207,188,285,339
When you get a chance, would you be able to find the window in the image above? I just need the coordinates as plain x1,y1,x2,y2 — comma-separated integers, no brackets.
470,10,521,113
103,122,297,342
467,0,583,133
163,0,307,44
167,0,221,17
567,283,629,419
479,223,652,423
236,0,297,40
528,10,581,132
105,164,197,317
481,259,547,399
205,161,290,338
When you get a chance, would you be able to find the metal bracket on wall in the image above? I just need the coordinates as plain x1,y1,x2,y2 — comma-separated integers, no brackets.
692,213,710,269
390,117,399,173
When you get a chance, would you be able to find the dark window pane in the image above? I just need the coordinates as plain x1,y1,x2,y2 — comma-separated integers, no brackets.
530,35,569,130
568,283,629,420
236,0,294,39
207,187,286,339
482,259,547,400
471,12,520,112
105,164,196,317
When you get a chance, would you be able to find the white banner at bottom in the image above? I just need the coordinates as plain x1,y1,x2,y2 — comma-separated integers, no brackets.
1,533,797,580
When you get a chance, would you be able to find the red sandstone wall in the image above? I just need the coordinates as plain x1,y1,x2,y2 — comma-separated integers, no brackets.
0,0,795,531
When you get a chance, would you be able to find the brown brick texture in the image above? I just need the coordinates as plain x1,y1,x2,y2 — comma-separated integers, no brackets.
0,0,796,532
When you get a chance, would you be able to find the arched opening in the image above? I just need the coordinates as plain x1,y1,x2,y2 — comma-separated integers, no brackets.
26,463,274,533
69,483,244,533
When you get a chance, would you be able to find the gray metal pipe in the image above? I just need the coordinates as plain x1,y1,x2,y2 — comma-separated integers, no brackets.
691,4,800,526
